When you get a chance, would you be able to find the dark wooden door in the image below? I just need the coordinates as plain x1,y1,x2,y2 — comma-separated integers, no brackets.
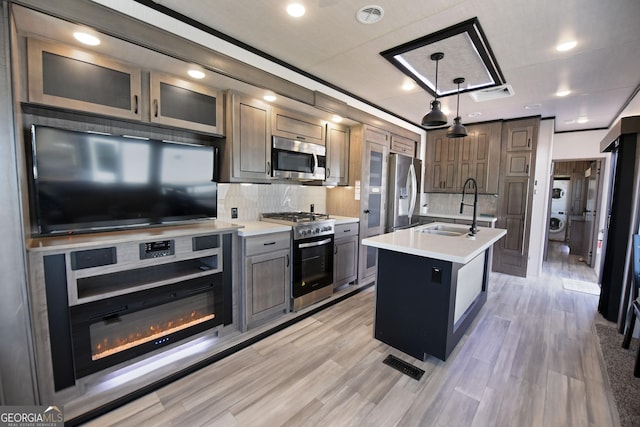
493,117,539,277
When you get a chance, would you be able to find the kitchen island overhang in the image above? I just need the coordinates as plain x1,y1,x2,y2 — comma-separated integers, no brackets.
362,223,507,361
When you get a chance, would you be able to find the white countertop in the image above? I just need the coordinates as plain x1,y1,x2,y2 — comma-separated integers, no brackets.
27,220,241,251
233,221,291,237
330,215,359,225
420,212,498,224
362,222,506,264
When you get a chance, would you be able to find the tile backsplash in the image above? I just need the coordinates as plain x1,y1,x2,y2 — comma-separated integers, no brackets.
421,193,499,217
217,183,327,221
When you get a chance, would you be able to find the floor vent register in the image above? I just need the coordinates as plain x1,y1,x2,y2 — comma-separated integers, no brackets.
382,354,425,381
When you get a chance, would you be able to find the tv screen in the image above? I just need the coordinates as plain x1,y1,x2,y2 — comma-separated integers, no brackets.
29,125,218,236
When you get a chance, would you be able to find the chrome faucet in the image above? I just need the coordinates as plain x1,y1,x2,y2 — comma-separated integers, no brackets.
460,178,478,237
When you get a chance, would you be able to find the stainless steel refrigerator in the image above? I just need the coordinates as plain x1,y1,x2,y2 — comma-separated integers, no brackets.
386,153,422,232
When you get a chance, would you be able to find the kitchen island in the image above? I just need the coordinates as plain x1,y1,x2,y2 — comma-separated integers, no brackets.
362,223,506,361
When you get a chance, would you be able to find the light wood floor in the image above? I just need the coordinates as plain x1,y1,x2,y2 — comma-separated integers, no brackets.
83,242,619,427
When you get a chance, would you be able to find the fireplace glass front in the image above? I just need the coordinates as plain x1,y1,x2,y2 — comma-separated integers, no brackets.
70,274,228,378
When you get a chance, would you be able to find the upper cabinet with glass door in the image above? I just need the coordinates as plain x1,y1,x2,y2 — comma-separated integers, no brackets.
27,38,142,121
26,38,224,136
149,72,224,136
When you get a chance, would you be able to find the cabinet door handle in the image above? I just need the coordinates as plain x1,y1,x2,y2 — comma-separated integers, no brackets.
334,244,338,255
286,254,290,267
153,99,159,117
527,138,531,147
525,164,529,174
133,95,139,114
364,209,370,214
327,167,331,178
267,161,271,175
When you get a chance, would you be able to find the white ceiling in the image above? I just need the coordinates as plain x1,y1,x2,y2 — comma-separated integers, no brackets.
150,0,640,133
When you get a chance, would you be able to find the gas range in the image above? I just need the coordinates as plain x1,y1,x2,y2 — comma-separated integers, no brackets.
260,211,335,240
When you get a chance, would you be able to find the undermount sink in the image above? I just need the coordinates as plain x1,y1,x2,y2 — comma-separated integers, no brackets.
416,224,468,237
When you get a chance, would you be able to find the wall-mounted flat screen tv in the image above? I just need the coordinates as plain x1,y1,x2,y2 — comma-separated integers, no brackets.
29,125,218,236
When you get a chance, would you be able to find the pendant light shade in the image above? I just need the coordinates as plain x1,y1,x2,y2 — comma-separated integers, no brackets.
421,52,448,127
447,77,468,138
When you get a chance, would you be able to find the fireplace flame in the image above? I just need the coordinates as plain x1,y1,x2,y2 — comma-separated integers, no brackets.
92,311,215,361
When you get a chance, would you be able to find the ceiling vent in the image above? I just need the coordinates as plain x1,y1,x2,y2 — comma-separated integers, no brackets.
469,84,515,102
356,5,384,24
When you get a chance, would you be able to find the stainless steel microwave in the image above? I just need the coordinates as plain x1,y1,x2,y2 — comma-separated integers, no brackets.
271,136,326,181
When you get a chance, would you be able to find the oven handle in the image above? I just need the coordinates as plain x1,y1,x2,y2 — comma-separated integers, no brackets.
312,153,318,173
298,237,332,249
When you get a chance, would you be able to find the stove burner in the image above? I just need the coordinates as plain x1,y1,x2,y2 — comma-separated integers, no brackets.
261,211,330,223
261,211,335,240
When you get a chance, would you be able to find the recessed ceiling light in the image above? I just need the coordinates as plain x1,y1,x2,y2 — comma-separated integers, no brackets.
467,112,482,118
556,90,571,97
577,117,589,123
263,94,277,102
556,40,577,52
524,103,542,110
286,3,305,17
356,5,384,24
73,32,100,46
187,69,205,79
564,119,576,124
332,115,343,123
401,81,415,91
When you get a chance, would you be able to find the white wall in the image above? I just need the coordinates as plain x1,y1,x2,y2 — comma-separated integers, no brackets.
527,119,554,277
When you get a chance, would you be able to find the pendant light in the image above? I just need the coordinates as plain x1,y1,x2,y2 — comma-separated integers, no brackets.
421,52,448,127
446,77,468,138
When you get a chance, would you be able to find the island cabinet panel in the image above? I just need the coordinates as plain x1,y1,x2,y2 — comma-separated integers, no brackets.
374,249,489,361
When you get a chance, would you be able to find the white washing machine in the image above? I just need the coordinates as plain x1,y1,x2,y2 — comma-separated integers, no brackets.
551,179,570,213
549,213,567,241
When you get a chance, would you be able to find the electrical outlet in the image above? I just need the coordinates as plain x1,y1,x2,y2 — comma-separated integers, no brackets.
231,207,238,219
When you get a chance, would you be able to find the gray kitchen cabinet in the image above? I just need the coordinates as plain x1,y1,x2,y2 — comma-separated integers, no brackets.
27,37,142,121
27,38,225,136
333,222,358,289
219,91,272,183
358,125,390,284
241,231,290,330
150,72,224,136
493,117,539,277
425,122,501,194
325,122,350,186
272,107,326,145
390,133,416,157
425,129,458,192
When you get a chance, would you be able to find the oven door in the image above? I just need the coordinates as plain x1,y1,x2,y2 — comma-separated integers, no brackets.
271,136,326,180
292,234,334,298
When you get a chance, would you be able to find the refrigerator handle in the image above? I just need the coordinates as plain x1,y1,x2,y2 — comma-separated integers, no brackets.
408,163,417,222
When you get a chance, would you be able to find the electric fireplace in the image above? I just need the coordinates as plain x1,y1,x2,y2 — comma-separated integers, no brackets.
70,274,227,378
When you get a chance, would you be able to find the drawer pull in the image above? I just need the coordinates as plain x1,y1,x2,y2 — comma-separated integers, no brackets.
263,241,276,246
